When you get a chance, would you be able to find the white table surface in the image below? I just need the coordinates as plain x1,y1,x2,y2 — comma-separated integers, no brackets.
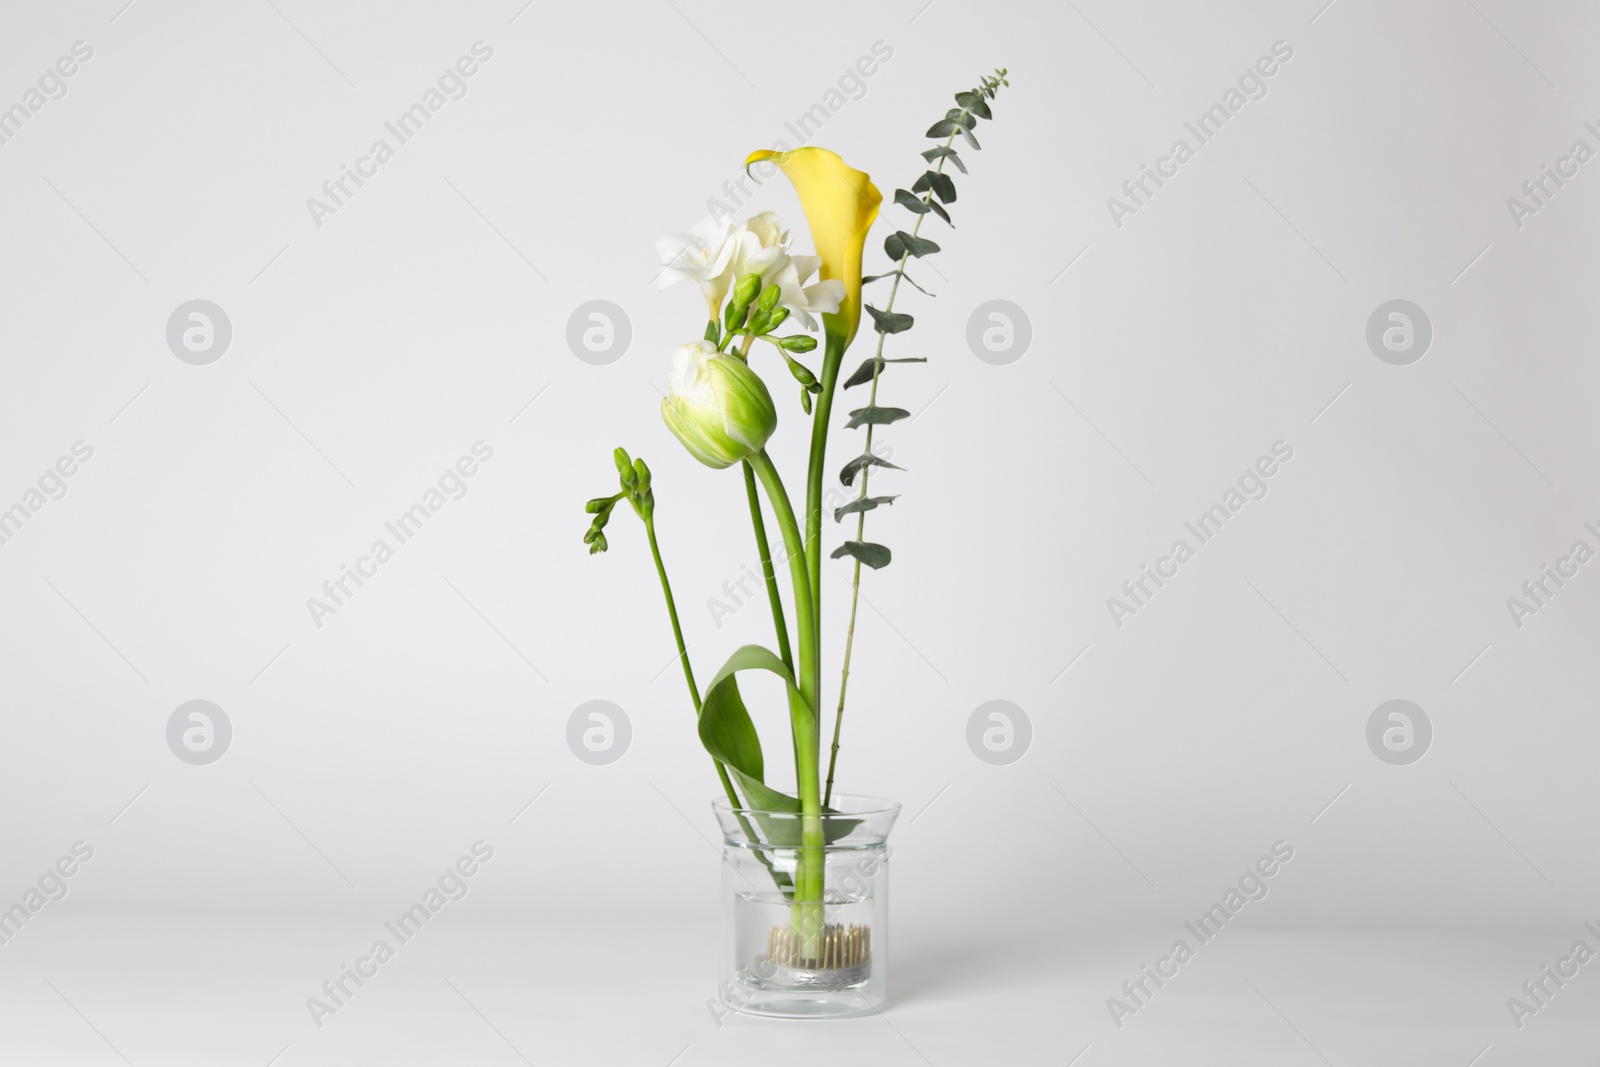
3,914,1595,1065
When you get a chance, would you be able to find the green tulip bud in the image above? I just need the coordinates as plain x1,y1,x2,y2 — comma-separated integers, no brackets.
660,340,778,469
758,284,781,312
778,334,818,353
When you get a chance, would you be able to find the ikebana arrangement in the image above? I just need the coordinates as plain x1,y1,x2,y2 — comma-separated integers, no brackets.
582,70,1010,1017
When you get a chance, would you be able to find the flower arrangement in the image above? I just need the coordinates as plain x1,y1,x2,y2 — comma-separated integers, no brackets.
581,70,1009,1007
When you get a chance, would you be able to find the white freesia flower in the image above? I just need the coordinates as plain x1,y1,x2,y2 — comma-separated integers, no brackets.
656,217,740,319
726,211,791,287
658,211,840,330
769,254,845,331
660,341,777,469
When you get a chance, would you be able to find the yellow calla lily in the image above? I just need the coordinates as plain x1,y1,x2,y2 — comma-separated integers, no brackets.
746,147,881,346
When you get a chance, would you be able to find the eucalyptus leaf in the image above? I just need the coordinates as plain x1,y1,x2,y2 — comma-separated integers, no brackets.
834,495,898,521
926,199,952,225
923,146,968,174
831,541,892,569
894,189,930,214
840,451,903,486
943,108,976,129
865,304,914,334
885,231,941,260
845,405,911,429
959,126,981,150
925,119,960,138
842,356,928,390
862,271,935,296
842,358,881,390
913,170,957,204
955,90,992,119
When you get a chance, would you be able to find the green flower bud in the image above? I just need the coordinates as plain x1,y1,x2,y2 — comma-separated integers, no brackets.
723,298,746,333
781,353,818,388
661,340,778,469
585,496,617,514
633,459,651,494
778,334,818,353
764,307,790,332
758,284,781,312
747,308,772,336
731,273,762,311
613,447,632,476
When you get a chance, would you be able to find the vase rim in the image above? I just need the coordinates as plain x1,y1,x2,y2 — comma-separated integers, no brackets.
711,792,901,819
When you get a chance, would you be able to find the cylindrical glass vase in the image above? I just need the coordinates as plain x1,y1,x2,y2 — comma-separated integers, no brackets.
712,794,899,1019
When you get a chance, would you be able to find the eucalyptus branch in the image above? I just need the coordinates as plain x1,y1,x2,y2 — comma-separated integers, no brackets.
824,70,1010,806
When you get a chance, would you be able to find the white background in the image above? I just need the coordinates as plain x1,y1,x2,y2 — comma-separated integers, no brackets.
1,0,1598,1063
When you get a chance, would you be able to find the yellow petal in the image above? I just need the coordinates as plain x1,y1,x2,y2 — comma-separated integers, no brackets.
747,147,881,346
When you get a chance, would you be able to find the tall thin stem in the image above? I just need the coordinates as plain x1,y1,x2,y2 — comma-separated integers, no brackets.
804,331,847,659
743,465,793,674
644,514,742,808
747,449,825,951
823,123,966,807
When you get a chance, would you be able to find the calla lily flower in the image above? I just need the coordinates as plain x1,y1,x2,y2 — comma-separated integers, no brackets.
745,147,881,346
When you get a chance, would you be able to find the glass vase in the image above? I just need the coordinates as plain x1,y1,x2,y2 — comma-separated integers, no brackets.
711,794,900,1020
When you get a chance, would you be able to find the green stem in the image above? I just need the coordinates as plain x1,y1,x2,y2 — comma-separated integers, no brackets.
644,514,743,809
823,122,965,809
645,510,796,897
741,461,793,673
747,449,825,952
804,332,847,659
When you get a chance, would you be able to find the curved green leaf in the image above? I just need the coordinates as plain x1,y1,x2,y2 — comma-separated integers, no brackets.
697,645,807,812
696,645,857,846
